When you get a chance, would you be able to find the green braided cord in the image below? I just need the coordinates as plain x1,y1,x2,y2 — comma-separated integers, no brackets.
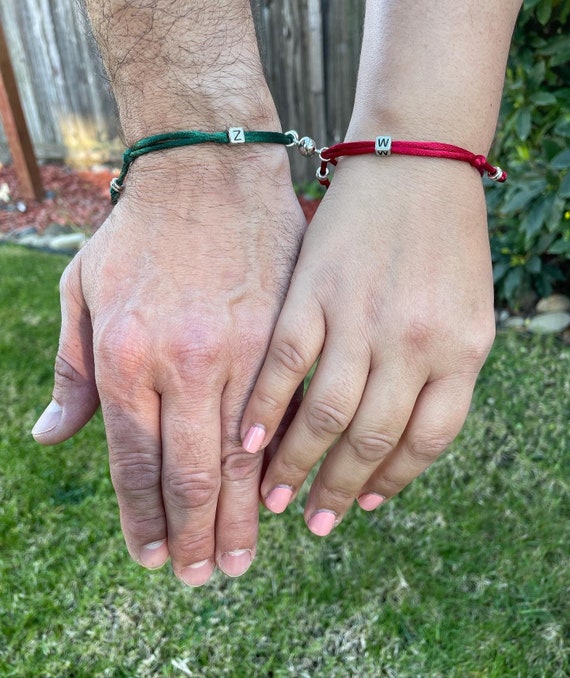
110,129,294,204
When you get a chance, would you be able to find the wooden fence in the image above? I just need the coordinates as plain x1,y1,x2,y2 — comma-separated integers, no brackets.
0,0,364,183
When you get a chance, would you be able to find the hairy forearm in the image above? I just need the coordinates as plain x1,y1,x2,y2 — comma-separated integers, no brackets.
84,0,278,142
350,0,522,151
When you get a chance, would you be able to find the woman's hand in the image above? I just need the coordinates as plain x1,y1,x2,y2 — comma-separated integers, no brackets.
242,155,495,533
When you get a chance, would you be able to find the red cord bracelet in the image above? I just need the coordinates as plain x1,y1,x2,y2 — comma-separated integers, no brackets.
313,136,507,187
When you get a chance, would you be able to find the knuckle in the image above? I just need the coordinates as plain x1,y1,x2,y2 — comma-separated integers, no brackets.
318,482,356,505
54,353,84,387
346,428,399,464
305,398,353,437
403,318,433,351
221,452,261,484
94,323,147,381
110,455,160,496
59,260,79,299
462,326,496,366
163,469,220,511
270,336,312,377
167,334,223,375
407,430,455,465
252,387,282,414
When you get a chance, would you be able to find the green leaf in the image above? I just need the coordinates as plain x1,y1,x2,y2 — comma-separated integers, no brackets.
536,0,553,24
553,118,570,137
522,198,549,240
500,181,547,214
526,255,542,273
493,260,510,283
547,238,570,255
530,92,558,106
543,138,564,160
503,267,525,303
551,149,570,169
515,108,533,141
559,172,570,198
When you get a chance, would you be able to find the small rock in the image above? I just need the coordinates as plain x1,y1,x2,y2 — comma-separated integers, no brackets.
12,226,39,240
536,294,570,314
17,234,51,248
48,232,88,252
498,310,510,324
527,312,570,334
44,223,76,237
0,182,10,202
16,201,27,213
503,316,526,330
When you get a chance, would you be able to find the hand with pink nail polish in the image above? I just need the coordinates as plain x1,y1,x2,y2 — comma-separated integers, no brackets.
241,1,521,536
32,0,305,586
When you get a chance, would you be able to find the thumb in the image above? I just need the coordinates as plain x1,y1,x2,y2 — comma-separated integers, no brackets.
32,261,100,444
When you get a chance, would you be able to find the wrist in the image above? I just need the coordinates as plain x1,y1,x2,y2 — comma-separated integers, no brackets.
346,104,497,155
118,83,282,146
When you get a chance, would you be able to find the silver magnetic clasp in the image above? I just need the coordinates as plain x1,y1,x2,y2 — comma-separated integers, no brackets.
375,136,392,156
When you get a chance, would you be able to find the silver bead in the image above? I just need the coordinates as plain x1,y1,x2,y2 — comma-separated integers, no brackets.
298,136,317,157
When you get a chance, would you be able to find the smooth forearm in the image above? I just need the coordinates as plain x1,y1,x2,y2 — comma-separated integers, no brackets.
84,0,279,142
349,0,522,151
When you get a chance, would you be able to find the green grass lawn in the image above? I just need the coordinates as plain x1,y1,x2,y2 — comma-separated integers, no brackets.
1,245,568,677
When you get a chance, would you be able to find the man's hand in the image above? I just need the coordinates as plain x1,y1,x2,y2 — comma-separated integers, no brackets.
33,145,305,583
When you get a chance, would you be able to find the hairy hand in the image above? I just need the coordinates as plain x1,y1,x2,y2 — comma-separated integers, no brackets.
241,156,496,532
33,146,305,584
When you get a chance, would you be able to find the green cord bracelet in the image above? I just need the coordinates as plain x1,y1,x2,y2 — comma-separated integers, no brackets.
110,127,297,204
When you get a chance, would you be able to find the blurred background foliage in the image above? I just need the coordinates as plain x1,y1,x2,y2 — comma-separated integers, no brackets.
488,0,570,308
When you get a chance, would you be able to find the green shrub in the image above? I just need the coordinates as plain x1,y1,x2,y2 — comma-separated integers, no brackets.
487,0,570,308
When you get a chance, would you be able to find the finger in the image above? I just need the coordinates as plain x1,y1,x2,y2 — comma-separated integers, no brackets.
301,363,426,534
259,333,371,515
33,260,100,444
160,385,223,587
215,378,265,578
240,286,324,454
358,375,477,504
101,386,168,571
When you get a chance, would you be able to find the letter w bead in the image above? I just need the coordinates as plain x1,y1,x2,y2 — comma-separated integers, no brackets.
375,136,392,156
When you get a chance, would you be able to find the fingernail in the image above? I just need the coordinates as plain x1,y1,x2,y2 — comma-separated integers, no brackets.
32,400,62,437
140,539,169,569
180,559,215,587
242,424,266,454
218,549,253,577
307,510,337,537
357,493,386,511
265,485,293,514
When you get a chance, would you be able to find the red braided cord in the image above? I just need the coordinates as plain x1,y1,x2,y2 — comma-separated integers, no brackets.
317,140,507,187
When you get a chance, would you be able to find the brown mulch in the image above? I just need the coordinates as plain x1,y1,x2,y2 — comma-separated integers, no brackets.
0,164,115,234
0,163,321,234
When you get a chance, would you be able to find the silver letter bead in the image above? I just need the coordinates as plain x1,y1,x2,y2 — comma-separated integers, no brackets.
228,127,246,143
375,136,392,156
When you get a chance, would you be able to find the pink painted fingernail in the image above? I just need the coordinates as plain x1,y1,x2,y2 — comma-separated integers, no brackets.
242,424,266,454
32,400,62,437
307,510,337,537
357,493,386,511
265,485,293,514
180,559,215,587
140,539,169,569
218,549,253,577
